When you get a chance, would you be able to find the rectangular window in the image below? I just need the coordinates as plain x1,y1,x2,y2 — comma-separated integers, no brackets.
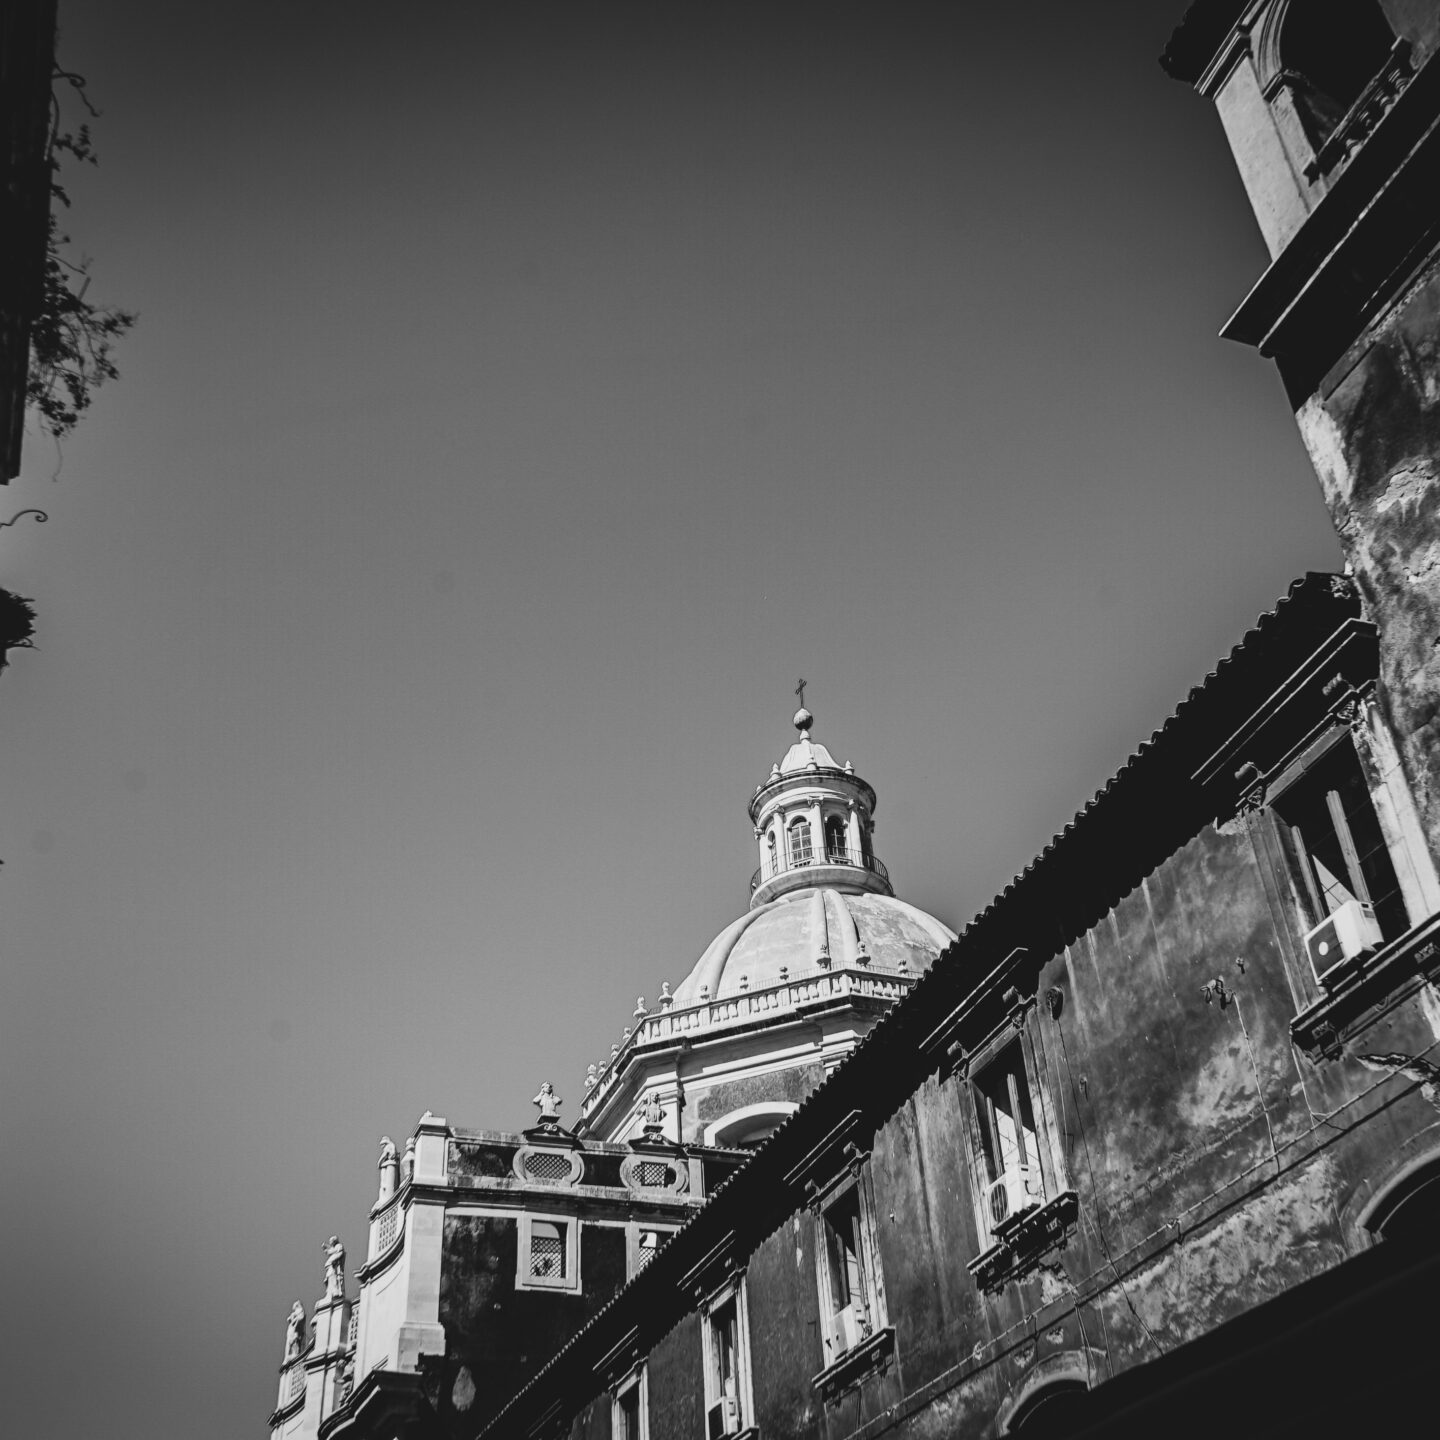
628,1223,675,1278
529,1220,565,1279
816,1181,884,1360
612,1368,646,1440
1273,739,1408,942
702,1285,751,1437
970,1042,1045,1246
516,1213,580,1292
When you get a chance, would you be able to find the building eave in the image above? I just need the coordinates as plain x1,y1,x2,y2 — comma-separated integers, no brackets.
478,572,1364,1439
1160,0,1250,84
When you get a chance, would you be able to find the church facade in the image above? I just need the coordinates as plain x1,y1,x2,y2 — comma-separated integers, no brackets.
269,715,956,1440
270,4,1440,1437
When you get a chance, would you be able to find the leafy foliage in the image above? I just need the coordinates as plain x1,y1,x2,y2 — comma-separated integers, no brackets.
0,589,37,672
25,94,136,443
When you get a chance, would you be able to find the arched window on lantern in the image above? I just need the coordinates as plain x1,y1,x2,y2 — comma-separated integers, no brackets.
824,814,847,863
766,827,778,878
788,815,813,867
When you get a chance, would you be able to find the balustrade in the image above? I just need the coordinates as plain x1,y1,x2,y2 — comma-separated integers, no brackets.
749,846,888,895
579,966,915,1117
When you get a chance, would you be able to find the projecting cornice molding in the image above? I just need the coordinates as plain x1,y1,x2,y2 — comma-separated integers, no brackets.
1221,51,1440,401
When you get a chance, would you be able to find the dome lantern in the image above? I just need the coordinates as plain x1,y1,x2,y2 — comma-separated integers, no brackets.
574,690,955,1147
747,700,888,908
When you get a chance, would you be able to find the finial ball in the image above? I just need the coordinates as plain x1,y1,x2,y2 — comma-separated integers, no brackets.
793,706,813,732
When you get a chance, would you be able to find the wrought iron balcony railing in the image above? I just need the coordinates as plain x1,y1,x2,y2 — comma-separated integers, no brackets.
750,846,888,894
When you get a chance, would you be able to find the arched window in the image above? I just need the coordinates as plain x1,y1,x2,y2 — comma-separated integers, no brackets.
766,827,778,878
824,814,847,863
1004,1379,1089,1433
996,1350,1101,1435
1280,1,1394,146
1364,1155,1440,1245
705,1102,799,1149
788,816,813,867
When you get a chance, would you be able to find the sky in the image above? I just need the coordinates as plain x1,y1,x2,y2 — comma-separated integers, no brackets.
0,4,1344,1437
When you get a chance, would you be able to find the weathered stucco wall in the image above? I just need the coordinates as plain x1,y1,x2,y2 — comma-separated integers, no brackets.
725,815,1440,1439
436,1215,627,1432
1298,257,1440,852
744,1223,826,1439
687,1059,825,1143
645,1311,705,1440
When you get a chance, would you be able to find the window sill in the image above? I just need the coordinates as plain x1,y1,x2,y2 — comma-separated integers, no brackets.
811,1325,895,1403
1291,912,1440,1056
966,1190,1078,1294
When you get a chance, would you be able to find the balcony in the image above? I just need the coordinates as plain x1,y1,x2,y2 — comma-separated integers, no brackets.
750,846,889,898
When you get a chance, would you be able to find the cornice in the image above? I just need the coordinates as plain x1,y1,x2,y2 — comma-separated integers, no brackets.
1222,50,1440,399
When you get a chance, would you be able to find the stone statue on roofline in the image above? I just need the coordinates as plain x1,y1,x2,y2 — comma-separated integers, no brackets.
532,1080,563,1125
284,1301,307,1360
640,1091,666,1137
378,1135,396,1167
322,1236,346,1300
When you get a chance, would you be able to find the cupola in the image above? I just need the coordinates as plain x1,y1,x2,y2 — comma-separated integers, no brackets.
747,703,890,908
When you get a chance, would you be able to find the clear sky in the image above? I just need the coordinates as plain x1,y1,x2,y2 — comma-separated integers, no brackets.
0,4,1342,1436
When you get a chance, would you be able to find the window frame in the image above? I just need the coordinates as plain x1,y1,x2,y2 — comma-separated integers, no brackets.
959,1022,1064,1255
1269,728,1408,938
812,1168,887,1365
700,1277,755,1438
626,1220,677,1279
611,1364,648,1440
515,1210,581,1294
787,815,814,867
1255,719,1436,1011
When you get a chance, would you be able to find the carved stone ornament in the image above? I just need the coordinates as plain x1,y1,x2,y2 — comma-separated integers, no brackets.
284,1301,307,1360
1236,782,1268,818
378,1135,396,1168
812,1325,895,1405
322,1236,346,1300
620,1151,688,1195
640,1090,666,1136
967,1190,1078,1294
512,1144,584,1186
532,1081,563,1124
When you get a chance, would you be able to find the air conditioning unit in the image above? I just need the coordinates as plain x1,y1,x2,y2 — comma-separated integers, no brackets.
988,1168,1041,1233
1305,898,1383,985
707,1395,739,1438
832,1304,863,1352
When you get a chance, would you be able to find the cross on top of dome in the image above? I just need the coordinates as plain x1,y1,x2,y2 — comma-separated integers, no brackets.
793,678,813,735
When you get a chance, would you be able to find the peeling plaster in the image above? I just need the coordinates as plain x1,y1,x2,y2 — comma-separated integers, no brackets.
1036,1262,1071,1308
1124,1160,1344,1348
1374,462,1440,519
1178,1038,1255,1132
452,1366,476,1412
1298,397,1356,509
1353,1051,1440,1110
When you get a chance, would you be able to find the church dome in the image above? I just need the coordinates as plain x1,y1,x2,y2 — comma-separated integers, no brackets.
673,888,955,1005
576,695,957,1147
